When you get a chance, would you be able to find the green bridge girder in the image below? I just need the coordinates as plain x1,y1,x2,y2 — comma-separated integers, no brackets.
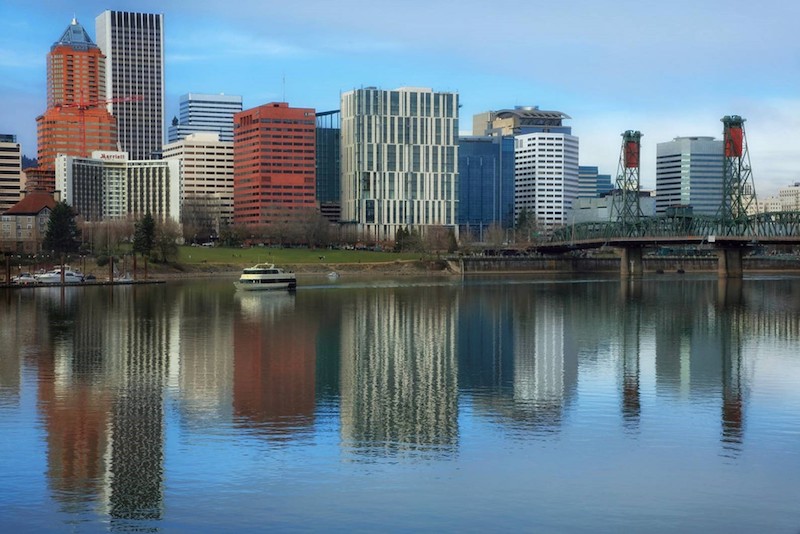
547,211,800,245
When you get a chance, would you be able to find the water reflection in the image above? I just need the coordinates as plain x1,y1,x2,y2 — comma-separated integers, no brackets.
233,291,317,439
1,276,799,529
339,286,459,458
619,280,642,431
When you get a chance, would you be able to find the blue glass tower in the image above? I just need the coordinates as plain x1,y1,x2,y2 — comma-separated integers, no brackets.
579,166,613,198
458,136,515,231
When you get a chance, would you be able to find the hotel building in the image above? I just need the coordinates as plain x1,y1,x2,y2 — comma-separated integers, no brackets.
56,151,180,223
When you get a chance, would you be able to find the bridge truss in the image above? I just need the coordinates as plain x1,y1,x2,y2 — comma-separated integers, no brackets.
611,130,644,234
548,211,800,245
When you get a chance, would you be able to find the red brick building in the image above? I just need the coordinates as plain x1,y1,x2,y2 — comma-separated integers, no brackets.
35,18,117,179
233,102,316,226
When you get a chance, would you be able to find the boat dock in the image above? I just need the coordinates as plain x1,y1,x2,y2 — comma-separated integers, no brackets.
1,279,165,289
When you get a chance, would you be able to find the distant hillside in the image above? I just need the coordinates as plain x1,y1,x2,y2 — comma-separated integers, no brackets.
22,155,37,169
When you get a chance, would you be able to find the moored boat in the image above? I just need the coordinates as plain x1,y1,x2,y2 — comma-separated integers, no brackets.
234,263,296,291
36,266,84,284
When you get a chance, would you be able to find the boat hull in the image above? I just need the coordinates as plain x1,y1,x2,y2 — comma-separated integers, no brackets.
234,279,296,291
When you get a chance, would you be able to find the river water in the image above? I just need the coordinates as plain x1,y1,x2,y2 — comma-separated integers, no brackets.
1,274,799,532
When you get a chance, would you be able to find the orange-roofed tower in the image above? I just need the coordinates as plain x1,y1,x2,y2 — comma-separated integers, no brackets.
35,18,117,179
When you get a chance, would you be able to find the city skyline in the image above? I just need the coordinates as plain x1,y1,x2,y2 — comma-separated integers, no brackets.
0,0,797,196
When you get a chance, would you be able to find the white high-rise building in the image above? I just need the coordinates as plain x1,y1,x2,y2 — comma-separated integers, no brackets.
163,132,234,232
514,132,579,231
340,87,459,241
96,10,165,160
0,134,21,213
56,151,180,223
167,93,242,143
655,136,723,216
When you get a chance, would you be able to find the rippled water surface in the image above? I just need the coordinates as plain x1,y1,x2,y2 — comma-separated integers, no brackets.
1,275,799,532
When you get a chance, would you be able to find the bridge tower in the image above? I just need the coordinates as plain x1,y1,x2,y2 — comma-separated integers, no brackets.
612,130,644,233
717,116,757,234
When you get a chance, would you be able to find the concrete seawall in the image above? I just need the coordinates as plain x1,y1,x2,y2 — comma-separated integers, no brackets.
454,256,800,274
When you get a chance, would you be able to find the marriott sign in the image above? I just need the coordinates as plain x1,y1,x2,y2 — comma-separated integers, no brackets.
91,150,128,161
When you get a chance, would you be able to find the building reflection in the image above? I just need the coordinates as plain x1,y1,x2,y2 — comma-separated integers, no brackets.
232,292,317,438
174,284,235,427
18,286,174,525
459,283,578,436
39,289,110,513
648,280,748,456
339,286,459,457
104,288,172,526
618,280,642,431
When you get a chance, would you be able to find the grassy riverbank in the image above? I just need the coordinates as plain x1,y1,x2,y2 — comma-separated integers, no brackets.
136,246,439,278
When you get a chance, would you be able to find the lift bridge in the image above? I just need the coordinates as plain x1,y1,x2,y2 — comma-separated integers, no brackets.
538,116,800,278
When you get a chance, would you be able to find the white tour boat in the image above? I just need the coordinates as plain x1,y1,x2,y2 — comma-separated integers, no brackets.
234,263,296,292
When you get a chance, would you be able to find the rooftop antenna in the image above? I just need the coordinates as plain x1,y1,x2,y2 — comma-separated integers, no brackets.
282,74,286,103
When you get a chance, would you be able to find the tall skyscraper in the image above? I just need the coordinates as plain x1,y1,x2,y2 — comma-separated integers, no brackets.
233,102,317,226
96,10,165,160
511,109,579,231
167,93,243,143
0,134,22,213
457,136,515,232
340,86,459,241
35,18,117,178
655,136,723,215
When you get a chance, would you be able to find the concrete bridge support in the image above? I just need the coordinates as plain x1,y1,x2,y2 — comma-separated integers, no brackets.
717,247,744,278
619,247,644,278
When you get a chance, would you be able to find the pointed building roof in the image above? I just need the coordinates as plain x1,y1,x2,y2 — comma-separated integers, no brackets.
52,18,98,51
4,192,57,216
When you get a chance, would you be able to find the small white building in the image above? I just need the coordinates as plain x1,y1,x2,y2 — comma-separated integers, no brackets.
778,183,800,211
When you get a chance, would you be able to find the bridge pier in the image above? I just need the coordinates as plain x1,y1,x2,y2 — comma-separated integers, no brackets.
619,247,644,278
717,247,744,278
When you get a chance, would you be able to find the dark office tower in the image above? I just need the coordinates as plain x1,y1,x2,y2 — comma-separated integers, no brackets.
96,10,165,160
315,110,341,222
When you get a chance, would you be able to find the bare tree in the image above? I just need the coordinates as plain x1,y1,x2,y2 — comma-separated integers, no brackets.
298,208,331,249
182,194,220,243
486,223,506,249
153,219,182,263
425,225,456,256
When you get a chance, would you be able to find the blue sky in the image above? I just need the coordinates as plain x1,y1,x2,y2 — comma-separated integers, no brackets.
0,0,797,195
